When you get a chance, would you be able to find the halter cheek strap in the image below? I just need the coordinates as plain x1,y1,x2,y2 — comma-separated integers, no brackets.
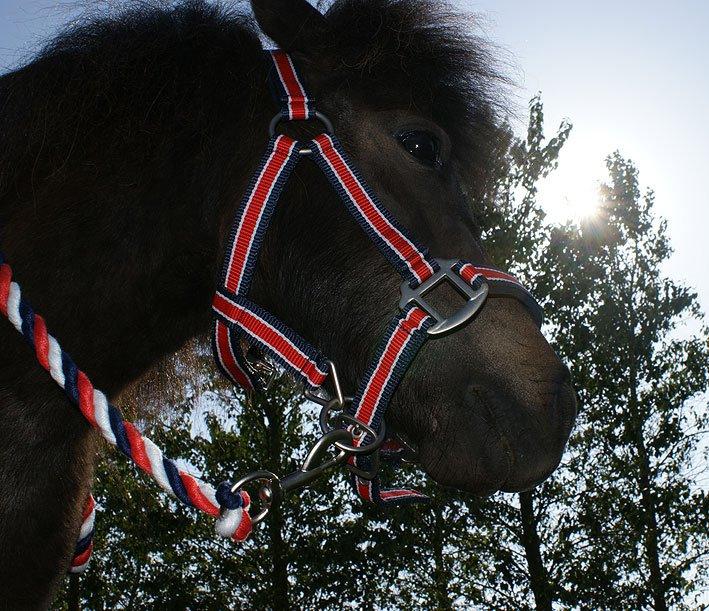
212,50,543,507
212,134,324,393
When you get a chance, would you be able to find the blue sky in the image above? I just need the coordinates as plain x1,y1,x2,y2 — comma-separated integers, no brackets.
465,0,709,318
1,0,707,316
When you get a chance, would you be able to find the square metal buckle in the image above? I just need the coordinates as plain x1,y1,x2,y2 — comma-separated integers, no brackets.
399,258,488,337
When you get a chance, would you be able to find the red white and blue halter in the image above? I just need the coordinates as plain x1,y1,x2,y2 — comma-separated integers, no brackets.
0,50,542,569
212,50,542,506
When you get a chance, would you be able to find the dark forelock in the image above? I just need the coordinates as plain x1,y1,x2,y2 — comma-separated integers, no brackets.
317,0,508,192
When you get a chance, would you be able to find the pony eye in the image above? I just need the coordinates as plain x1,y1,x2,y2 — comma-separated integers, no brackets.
396,130,440,168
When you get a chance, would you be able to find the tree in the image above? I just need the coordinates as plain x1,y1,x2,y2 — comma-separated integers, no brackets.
537,153,709,609
467,101,709,610
51,349,372,609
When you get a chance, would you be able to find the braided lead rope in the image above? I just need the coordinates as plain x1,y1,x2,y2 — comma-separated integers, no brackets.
69,494,95,573
0,255,253,548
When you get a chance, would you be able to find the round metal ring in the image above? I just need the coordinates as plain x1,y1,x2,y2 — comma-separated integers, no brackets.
319,400,386,455
229,470,282,525
269,111,335,138
318,397,353,431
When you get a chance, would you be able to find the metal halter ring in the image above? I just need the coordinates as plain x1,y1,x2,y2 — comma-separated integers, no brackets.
400,258,489,337
229,470,282,525
268,111,334,156
319,399,386,455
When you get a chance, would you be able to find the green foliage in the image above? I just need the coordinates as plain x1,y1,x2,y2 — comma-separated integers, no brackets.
538,153,709,609
480,94,571,272
54,99,708,610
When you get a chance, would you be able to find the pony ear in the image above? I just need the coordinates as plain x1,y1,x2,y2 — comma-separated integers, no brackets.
251,0,327,50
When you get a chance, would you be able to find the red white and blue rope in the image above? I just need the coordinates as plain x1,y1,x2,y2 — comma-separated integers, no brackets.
69,495,96,573
0,254,254,561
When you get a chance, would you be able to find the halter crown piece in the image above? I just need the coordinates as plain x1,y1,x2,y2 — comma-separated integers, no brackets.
0,50,543,570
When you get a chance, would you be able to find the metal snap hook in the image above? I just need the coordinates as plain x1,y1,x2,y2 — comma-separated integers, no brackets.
280,429,352,494
304,360,345,407
229,470,282,525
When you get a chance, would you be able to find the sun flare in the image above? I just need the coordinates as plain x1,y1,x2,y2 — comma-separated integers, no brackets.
539,170,602,224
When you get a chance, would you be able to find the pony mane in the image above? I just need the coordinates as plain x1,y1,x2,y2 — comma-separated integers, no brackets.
324,1,504,130
0,0,508,411
0,1,262,223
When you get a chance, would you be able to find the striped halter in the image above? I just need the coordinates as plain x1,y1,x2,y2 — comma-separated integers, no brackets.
211,50,543,512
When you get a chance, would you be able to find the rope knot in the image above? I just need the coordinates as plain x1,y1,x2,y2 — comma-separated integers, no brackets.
216,481,243,510
215,488,253,542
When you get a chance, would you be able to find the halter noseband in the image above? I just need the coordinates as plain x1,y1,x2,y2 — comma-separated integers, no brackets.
211,50,542,510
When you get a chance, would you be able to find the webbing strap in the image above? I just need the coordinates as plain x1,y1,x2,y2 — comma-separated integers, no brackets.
213,134,307,391
212,51,441,505
347,305,435,504
268,50,316,121
311,134,439,288
221,135,301,295
455,262,543,327
212,49,545,510
213,291,328,389
212,319,256,391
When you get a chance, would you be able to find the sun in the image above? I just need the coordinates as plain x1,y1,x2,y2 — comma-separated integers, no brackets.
534,135,610,224
558,183,601,222
539,169,602,224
